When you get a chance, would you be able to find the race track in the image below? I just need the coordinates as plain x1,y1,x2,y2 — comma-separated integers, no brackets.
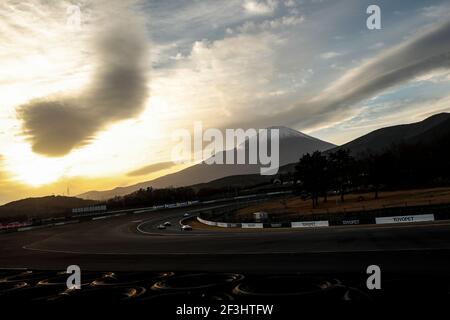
1,206,450,274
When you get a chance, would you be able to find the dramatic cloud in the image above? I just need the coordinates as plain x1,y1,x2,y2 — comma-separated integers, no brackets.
127,161,176,177
17,6,150,157
303,20,450,125
235,19,450,130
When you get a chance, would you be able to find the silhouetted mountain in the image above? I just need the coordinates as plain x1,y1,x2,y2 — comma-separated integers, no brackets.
79,127,335,200
202,113,450,190
337,113,450,155
0,196,97,221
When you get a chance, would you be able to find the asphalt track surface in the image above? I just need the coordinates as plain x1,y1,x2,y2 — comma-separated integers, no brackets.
1,206,450,274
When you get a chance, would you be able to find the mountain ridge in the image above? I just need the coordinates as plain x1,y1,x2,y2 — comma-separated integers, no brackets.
336,112,450,155
78,126,336,200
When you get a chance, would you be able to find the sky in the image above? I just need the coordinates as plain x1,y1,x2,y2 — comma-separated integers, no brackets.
1,0,450,204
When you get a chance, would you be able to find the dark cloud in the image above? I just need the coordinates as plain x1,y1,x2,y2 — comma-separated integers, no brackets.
127,161,176,177
17,15,150,157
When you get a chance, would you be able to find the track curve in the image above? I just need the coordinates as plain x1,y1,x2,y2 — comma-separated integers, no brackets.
1,206,450,273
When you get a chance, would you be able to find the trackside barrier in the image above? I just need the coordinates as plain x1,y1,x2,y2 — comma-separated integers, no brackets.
134,209,155,214
113,213,127,217
92,216,109,220
198,202,450,229
16,220,80,232
197,216,217,226
197,216,332,229
17,226,40,232
216,222,229,228
375,214,434,224
291,221,329,228
196,213,439,229
342,219,360,225
242,223,264,228
270,223,283,228
228,223,241,228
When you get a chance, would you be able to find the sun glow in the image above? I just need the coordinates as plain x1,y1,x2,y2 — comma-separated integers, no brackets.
3,144,69,187
1,106,176,188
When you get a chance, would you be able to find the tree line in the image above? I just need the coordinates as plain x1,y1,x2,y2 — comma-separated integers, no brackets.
105,187,196,209
294,131,450,208
104,184,287,209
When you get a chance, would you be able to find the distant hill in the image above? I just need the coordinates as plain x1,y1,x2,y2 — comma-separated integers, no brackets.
0,196,97,221
337,113,450,155
183,113,450,191
79,126,336,200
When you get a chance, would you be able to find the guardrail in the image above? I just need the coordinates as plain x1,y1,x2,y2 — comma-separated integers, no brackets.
196,203,450,228
197,216,332,229
196,213,439,229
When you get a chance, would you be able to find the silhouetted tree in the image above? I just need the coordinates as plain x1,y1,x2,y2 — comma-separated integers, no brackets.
328,149,354,202
295,151,328,208
360,151,395,199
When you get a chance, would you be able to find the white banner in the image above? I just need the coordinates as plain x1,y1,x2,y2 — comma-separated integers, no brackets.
291,221,329,228
217,222,229,228
242,223,263,228
196,217,217,226
375,214,434,224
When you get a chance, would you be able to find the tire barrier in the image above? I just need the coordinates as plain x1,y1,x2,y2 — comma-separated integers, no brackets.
91,272,174,287
232,275,345,302
66,286,148,303
0,269,450,307
37,272,108,287
1,269,448,303
0,281,29,296
151,273,244,292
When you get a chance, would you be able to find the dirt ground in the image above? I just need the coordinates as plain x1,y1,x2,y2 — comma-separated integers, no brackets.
236,187,450,220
